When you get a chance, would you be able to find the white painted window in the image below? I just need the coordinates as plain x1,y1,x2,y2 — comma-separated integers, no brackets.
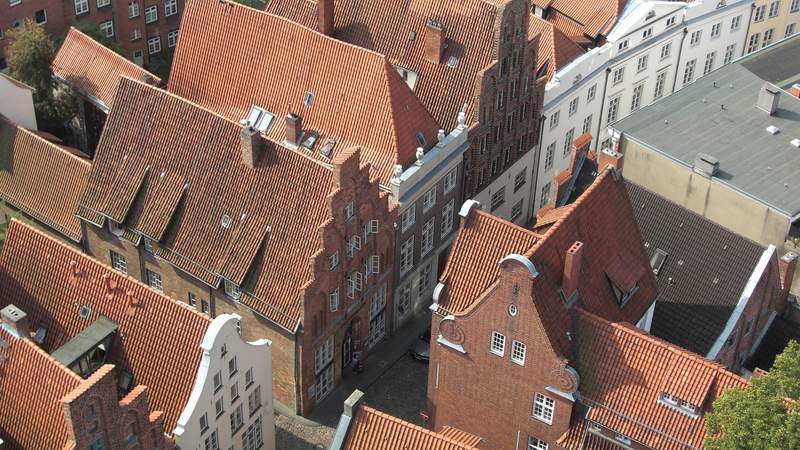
146,269,163,292
228,356,238,376
110,251,128,274
128,1,139,18
642,27,652,40
607,96,620,123
660,42,672,60
245,368,254,387
443,169,457,194
75,0,88,15
344,201,355,221
401,206,415,231
145,5,158,23
549,111,559,129
666,16,676,28
229,404,244,433
97,0,109,6
704,51,716,75
769,1,780,18
511,199,523,221
763,28,774,47
421,219,435,257
690,30,701,46
511,340,526,365
711,22,721,39
611,66,624,85
230,381,238,400
329,251,339,271
617,39,629,52
167,29,178,48
422,187,436,212
418,263,431,297
202,299,210,314
371,285,387,317
787,23,797,36
248,385,262,415
540,182,551,206
724,43,737,64
314,336,334,374
568,97,578,116
748,33,760,53
513,170,526,192
188,292,197,307
630,83,644,111
165,0,177,16
490,189,505,211
528,436,548,450
440,199,455,237
329,288,339,312
147,36,161,54
587,84,596,102
755,5,766,22
544,142,555,170
204,429,218,450
242,415,263,450
731,15,741,30
562,128,574,157
214,397,224,417
683,59,696,85
398,283,411,316
35,9,47,24
212,371,222,392
199,412,209,432
346,235,361,258
636,54,648,73
346,272,362,298
582,114,592,134
400,237,414,275
792,0,800,12
490,331,505,356
131,28,141,41
533,393,555,424
224,280,241,300
653,71,667,100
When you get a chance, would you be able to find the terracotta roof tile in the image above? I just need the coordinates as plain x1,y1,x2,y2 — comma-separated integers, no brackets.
570,308,747,450
344,406,480,450
528,14,585,80
52,27,160,110
78,77,340,331
0,220,212,435
0,114,91,241
439,426,483,447
548,0,625,39
264,0,504,129
168,0,439,185
0,327,82,450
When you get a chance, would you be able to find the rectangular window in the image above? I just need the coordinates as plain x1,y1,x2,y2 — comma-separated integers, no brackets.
131,28,141,41
579,115,591,135
490,331,505,356
490,189,505,211
792,0,800,12
418,263,432,297
346,272,362,298
200,412,209,432
147,36,161,54
421,219,435,257
683,59,696,85
533,393,555,424
213,371,222,392
731,15,741,30
165,0,177,16
110,251,128,274
204,430,219,450
724,43,737,64
513,170,526,192
441,200,455,237
167,29,178,48
636,54,648,73
763,28,774,47
97,0,109,6
666,16,676,28
35,9,47,24
215,397,224,417
528,437,549,450
540,182,551,206
544,142,555,170
787,23,797,36
145,5,158,23
242,415,263,450
329,251,339,271
642,26,653,40
146,269,163,292
329,288,339,312
422,188,436,213
224,280,241,301
229,404,244,433
401,206,416,232
511,199,523,221
711,23,721,40
607,96,620,123
748,33,760,53
400,237,414,275
704,51,716,75
230,381,239,401
248,385,262,416
653,71,667,100
568,97,578,116
398,283,411,316
511,340,526,365
245,368,253,387
630,83,644,111
344,201,355,221
755,5,766,21
99,20,114,37
587,84,597,102
660,42,672,60
690,30,701,46
443,169,456,194
617,39,629,51
549,111,560,129
128,1,139,18
228,356,238,377
75,0,88,15
611,66,624,85
562,128,574,157
188,292,197,307
202,300,210,314
346,234,361,258
314,336,334,374
769,1,780,18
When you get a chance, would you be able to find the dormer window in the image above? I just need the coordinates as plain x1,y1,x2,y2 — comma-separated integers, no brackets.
301,130,319,150
642,27,653,40
107,220,124,236
224,280,242,301
244,105,275,134
394,65,418,90
608,278,638,306
659,393,701,417
617,39,629,52
666,16,676,28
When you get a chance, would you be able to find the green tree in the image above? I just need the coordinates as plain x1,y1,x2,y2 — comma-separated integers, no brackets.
6,20,76,134
705,341,800,450
68,21,125,55
0,202,20,251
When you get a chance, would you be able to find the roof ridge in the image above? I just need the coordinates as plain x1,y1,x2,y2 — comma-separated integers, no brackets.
358,405,477,449
537,168,614,239
62,27,160,82
0,327,83,383
0,114,91,167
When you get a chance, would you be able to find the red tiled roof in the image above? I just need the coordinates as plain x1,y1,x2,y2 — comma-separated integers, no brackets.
569,307,748,450
0,327,81,450
0,114,91,241
168,0,439,185
344,405,480,450
548,0,625,39
0,220,212,435
440,170,657,355
439,426,484,447
78,77,340,331
264,0,506,130
529,14,585,80
52,28,160,110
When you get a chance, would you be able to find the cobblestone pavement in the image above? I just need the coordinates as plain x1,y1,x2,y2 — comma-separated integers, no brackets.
274,354,430,449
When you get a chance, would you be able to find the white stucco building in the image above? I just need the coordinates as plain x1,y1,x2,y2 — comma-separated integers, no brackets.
532,0,752,212
0,73,36,130
173,314,275,450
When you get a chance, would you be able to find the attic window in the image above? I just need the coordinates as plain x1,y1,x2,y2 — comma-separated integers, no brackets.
536,61,549,79
394,65,418,90
221,214,232,229
446,55,459,68
303,91,314,108
416,132,427,147
650,248,669,275
607,277,639,306
319,138,337,158
224,280,242,301
244,105,275,134
659,393,701,417
301,131,319,150
79,305,92,320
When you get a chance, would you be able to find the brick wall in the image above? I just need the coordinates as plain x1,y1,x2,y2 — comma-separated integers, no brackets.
0,0,67,69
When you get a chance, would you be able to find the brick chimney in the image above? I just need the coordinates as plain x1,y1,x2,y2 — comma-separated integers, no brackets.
285,113,302,146
318,0,334,36
1,304,30,339
598,148,623,171
240,126,262,169
790,83,800,98
424,19,445,64
780,251,798,293
562,241,583,299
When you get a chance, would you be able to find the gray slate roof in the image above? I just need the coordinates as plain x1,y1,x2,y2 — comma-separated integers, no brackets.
625,181,766,356
614,36,800,216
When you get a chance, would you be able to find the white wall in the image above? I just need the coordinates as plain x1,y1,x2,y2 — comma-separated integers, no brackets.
533,0,751,212
173,314,275,450
0,73,37,130
474,139,539,225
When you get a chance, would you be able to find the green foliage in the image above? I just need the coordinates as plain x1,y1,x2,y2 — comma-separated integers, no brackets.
705,341,800,450
69,21,125,55
0,201,20,251
6,20,77,135
145,49,174,83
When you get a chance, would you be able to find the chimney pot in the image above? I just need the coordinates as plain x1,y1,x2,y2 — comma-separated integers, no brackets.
1,304,30,339
598,148,623,172
790,83,800,99
424,19,445,64
563,241,584,299
240,126,262,169
285,113,302,145
757,83,781,115
318,0,334,36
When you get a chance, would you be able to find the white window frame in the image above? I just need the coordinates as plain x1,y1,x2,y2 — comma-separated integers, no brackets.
683,59,696,85
636,54,648,73
792,0,800,12
145,5,158,23
544,142,555,170
731,15,741,31
587,84,596,102
711,22,721,39
511,340,526,365
769,0,780,18
110,251,128,274
422,188,436,213
167,29,178,48
723,43,736,64
164,0,177,16
490,331,505,356
441,199,455,237
568,97,578,116
690,30,701,46
100,20,114,38
513,170,526,192
224,280,242,300
755,5,766,22
611,66,624,85
607,96,620,123
666,16,676,28
549,111,559,129
490,189,505,211
660,42,672,60
146,269,163,292
532,393,555,424
75,0,89,15
630,83,644,111
642,27,653,40
128,1,139,18
35,9,47,24
703,51,716,75
400,237,414,275
131,28,141,41
443,169,456,194
511,199,523,221
147,36,161,55
329,288,340,312
528,437,549,450
421,219,435,257
562,128,574,157
401,206,415,232
653,70,667,100
582,114,592,134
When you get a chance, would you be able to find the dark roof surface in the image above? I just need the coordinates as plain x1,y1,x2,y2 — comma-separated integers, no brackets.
741,36,800,88
613,35,800,216
625,181,766,356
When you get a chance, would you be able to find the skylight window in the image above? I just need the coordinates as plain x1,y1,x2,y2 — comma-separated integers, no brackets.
650,248,668,275
446,55,460,68
659,393,701,416
244,105,275,134
303,91,314,108
320,138,337,158
416,132,427,148
301,131,319,150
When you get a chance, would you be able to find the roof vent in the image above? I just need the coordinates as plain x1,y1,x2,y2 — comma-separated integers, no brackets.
221,214,232,228
446,55,459,68
791,138,800,148
766,125,780,135
756,83,781,115
693,153,719,178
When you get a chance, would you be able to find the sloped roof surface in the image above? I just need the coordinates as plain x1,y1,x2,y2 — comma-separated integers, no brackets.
0,114,91,241
0,220,211,435
78,77,337,330
52,27,160,109
548,0,625,38
528,14,585,80
344,405,479,450
625,181,766,356
169,0,438,185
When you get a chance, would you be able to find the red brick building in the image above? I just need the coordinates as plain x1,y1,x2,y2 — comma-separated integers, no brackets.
76,76,396,415
426,169,750,450
0,0,66,70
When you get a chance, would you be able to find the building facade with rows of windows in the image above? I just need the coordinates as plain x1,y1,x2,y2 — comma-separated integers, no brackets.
745,0,800,54
532,0,751,213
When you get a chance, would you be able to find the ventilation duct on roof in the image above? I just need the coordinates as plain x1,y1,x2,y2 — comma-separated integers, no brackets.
766,125,780,135
693,153,719,178
791,138,800,148
756,83,780,115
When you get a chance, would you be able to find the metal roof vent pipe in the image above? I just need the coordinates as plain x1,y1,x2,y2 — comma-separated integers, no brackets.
756,83,781,115
693,153,719,178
